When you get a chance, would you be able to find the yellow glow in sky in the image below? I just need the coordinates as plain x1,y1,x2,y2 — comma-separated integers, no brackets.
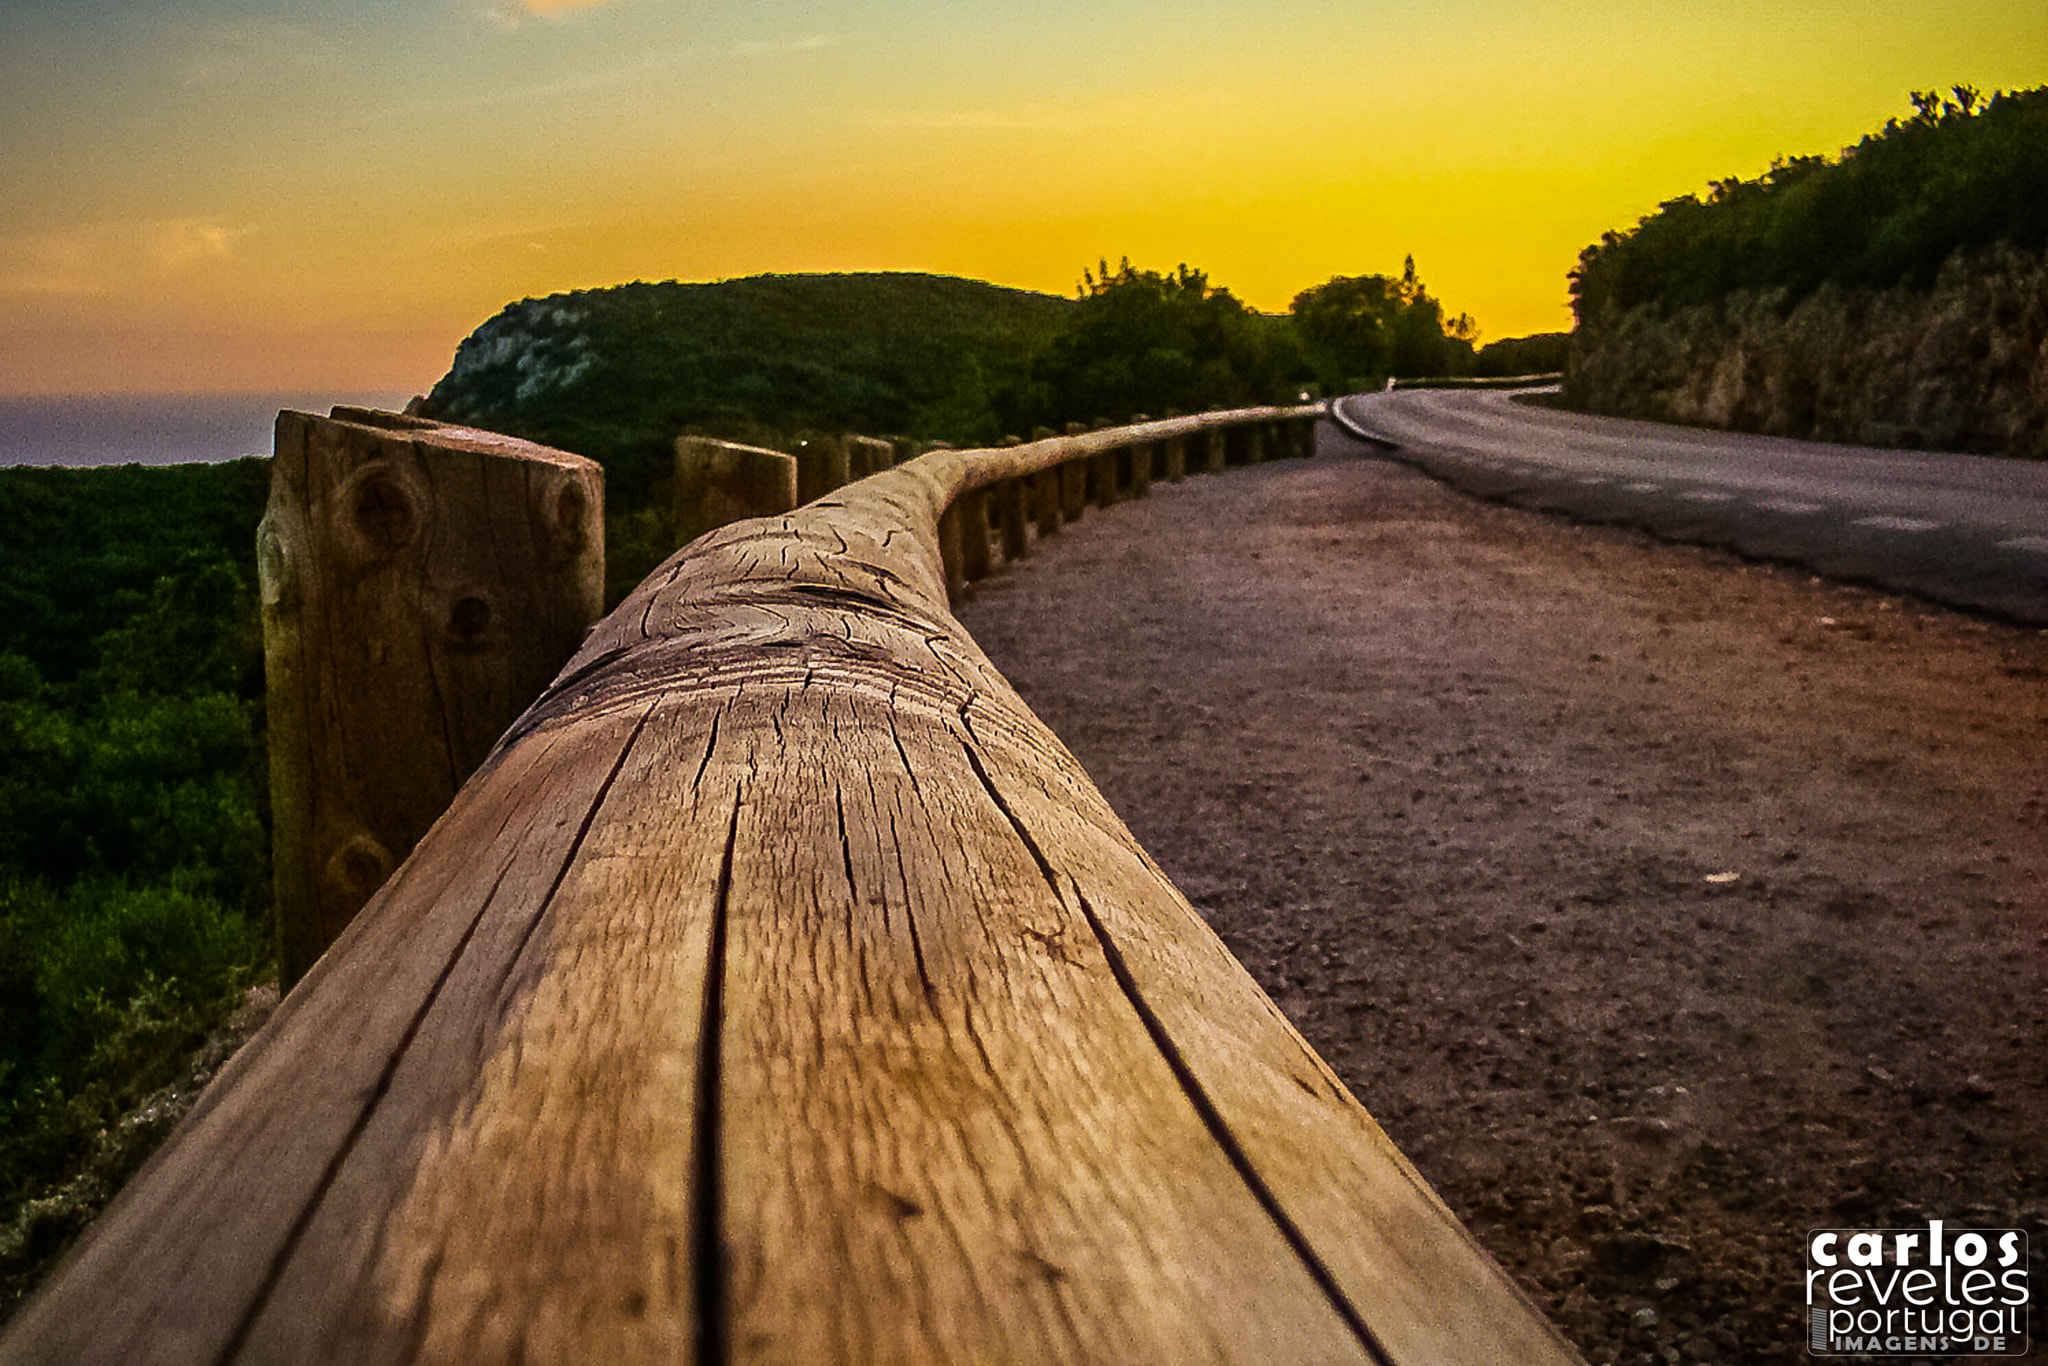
1,0,2042,394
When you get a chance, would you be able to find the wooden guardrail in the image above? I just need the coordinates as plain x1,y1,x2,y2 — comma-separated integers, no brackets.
1,405,1582,1365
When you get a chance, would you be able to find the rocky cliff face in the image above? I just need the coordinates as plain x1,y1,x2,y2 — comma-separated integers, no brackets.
1565,243,2048,458
429,297,600,416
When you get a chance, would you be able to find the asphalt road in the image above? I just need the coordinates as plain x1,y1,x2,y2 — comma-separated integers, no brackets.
1334,387,2048,625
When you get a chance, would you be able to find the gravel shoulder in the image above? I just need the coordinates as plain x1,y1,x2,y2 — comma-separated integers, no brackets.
956,430,2048,1366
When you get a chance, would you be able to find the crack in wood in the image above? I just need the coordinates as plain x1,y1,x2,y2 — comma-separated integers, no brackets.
1070,889,1397,1366
693,793,743,1366
214,848,525,1366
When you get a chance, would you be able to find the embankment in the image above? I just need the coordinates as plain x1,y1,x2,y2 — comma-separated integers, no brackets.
1564,242,2048,458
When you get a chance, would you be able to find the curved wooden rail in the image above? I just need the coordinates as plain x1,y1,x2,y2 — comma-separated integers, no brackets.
1,407,1581,1365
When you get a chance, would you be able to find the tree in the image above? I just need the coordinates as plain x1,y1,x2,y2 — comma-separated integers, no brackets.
1569,85,2048,322
997,260,1302,429
1290,256,1477,386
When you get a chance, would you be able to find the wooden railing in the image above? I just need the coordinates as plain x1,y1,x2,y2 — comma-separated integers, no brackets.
0,406,1582,1365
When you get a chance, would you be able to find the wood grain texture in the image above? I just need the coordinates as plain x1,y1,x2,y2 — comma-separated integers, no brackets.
675,436,799,547
1163,432,1189,481
1090,450,1119,508
796,435,853,504
847,435,898,479
1061,456,1088,521
996,477,1030,561
958,488,993,582
1033,467,1063,539
4,406,1582,1366
259,409,603,986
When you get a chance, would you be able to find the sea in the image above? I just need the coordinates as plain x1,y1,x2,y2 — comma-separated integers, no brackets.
0,391,421,468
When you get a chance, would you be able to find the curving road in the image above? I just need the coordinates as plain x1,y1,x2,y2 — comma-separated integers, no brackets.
1334,387,2048,624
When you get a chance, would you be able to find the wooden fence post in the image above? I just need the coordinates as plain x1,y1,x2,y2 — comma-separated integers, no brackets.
1091,449,1120,508
1062,457,1090,520
1129,440,1154,498
674,436,799,547
1035,467,1064,538
795,435,852,503
937,501,968,606
1203,428,1229,474
259,409,603,987
1163,433,1188,481
847,435,895,479
997,477,1031,560
959,487,994,582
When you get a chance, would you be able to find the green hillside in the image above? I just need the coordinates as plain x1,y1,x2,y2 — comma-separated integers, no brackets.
423,271,1071,501
0,460,272,1303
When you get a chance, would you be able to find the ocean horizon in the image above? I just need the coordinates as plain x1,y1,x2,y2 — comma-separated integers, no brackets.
0,391,422,468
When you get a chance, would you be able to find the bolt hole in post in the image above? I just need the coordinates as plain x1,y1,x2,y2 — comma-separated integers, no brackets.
448,595,493,651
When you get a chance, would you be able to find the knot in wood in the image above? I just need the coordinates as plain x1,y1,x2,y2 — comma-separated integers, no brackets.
542,474,592,562
339,463,423,563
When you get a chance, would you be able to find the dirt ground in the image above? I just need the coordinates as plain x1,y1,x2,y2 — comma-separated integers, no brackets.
956,431,2048,1366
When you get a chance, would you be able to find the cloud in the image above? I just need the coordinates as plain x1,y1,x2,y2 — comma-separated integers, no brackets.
476,0,617,28
148,218,251,271
0,219,255,296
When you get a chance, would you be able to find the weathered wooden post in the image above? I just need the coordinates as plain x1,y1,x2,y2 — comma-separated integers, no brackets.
959,487,994,582
1062,458,1089,520
937,501,968,606
1035,467,1064,538
674,436,799,547
997,476,1031,560
1057,424,1088,519
1163,432,1189,482
795,435,852,503
1063,458,1089,519
259,408,603,987
1129,440,1154,498
1091,447,1120,508
847,435,895,479
1203,428,1229,474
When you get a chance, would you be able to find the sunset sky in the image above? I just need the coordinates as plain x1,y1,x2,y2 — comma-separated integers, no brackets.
2,0,2041,397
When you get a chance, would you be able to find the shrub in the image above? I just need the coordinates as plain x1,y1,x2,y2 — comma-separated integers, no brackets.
1571,85,2048,323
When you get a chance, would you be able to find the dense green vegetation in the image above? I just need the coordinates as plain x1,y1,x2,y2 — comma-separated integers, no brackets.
423,272,1079,596
0,461,272,1235
991,260,1307,429
1291,257,1481,391
1472,331,1569,378
425,272,1072,508
426,265,1506,597
1571,85,2048,323
428,264,1504,467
